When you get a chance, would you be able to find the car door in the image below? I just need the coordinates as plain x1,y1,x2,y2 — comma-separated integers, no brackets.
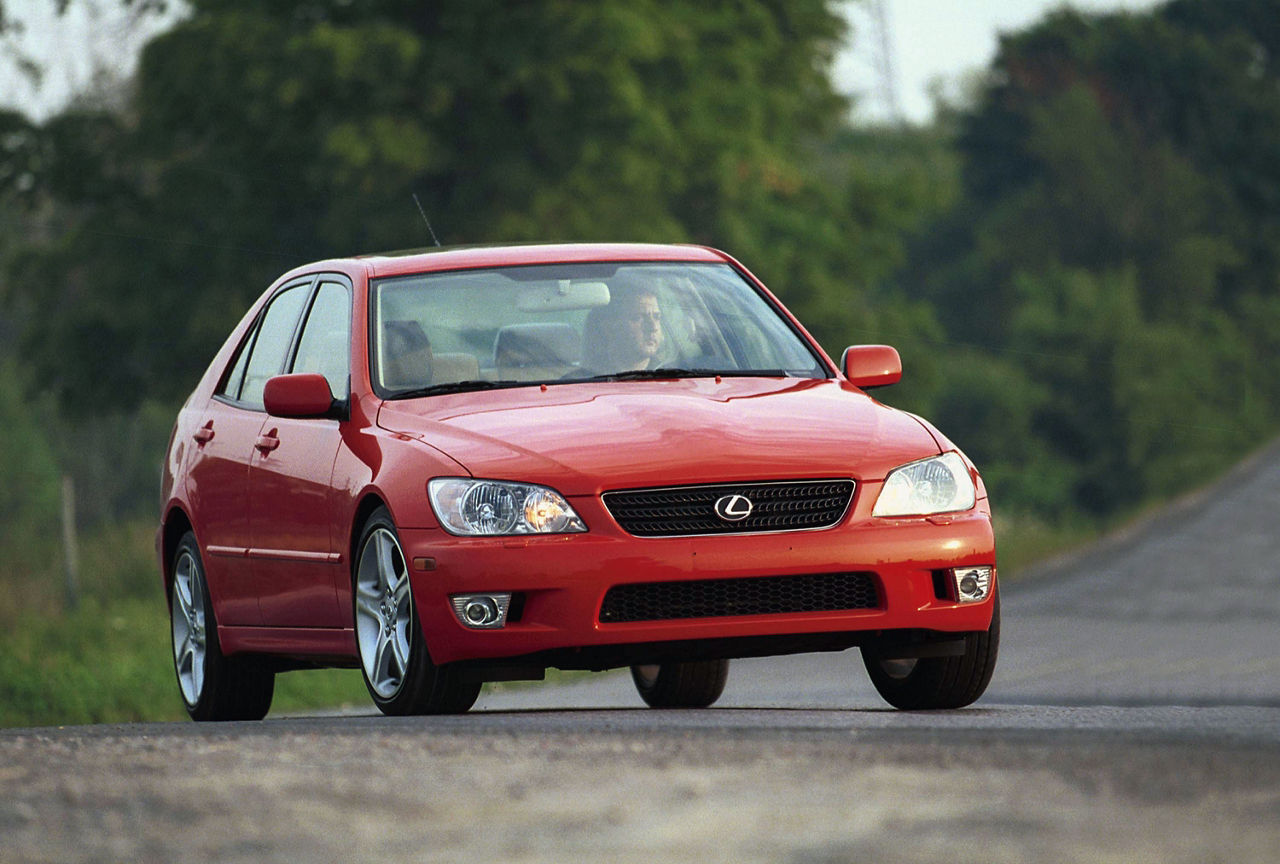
184,279,313,626
249,278,351,628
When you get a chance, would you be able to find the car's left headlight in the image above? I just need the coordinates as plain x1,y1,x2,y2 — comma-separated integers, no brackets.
428,478,587,536
872,452,976,517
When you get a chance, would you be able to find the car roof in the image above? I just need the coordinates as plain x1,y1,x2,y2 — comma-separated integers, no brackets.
354,242,731,279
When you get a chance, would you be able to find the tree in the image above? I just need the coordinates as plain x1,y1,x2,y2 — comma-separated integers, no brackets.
899,1,1280,517
10,0,924,411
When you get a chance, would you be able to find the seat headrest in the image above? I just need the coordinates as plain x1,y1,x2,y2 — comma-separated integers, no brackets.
493,322,580,367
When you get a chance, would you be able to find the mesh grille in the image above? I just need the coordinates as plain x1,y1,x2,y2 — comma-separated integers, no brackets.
599,572,880,624
602,480,855,537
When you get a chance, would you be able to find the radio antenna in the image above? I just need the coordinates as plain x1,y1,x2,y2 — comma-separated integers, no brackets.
412,193,442,247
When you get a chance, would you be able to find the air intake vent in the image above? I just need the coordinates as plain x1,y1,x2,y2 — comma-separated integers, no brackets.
602,480,854,537
599,572,879,623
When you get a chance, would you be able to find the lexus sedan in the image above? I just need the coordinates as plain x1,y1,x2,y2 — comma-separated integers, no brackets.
158,243,998,720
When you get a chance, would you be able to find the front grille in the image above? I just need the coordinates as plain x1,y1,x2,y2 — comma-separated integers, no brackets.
599,572,880,623
603,479,855,537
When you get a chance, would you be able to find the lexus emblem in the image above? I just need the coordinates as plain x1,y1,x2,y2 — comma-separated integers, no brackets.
713,494,753,522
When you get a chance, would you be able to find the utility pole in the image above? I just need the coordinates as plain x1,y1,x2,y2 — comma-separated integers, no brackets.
866,0,904,124
61,474,79,611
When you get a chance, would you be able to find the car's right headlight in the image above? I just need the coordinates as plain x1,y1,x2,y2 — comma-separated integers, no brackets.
872,452,976,517
428,477,587,536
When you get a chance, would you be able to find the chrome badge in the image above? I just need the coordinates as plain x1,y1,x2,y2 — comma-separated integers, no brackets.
713,494,753,522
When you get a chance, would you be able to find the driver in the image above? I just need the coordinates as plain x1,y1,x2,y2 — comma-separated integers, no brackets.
614,288,665,370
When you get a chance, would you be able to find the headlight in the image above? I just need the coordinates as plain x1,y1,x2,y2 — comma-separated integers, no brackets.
872,452,976,517
428,478,587,536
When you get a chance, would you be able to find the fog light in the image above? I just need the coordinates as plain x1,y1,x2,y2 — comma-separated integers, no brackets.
450,593,512,629
951,567,992,603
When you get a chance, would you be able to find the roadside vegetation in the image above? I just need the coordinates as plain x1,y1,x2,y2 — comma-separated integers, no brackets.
2,0,1277,727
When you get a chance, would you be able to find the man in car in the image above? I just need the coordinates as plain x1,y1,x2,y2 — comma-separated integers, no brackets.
618,288,665,370
584,286,667,372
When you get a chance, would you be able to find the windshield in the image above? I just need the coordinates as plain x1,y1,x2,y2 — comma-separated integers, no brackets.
369,261,827,397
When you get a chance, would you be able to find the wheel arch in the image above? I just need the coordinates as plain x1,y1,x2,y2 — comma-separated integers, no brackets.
348,492,390,575
160,505,196,599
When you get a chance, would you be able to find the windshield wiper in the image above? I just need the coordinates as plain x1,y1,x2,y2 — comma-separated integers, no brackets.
390,379,524,399
593,367,712,381
575,367,799,382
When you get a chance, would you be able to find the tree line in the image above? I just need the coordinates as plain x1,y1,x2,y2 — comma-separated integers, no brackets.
1,0,1277,557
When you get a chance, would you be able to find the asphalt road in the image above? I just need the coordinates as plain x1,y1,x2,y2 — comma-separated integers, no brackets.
3,442,1279,862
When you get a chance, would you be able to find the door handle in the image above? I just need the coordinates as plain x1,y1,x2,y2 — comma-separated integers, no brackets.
193,423,215,445
255,432,280,453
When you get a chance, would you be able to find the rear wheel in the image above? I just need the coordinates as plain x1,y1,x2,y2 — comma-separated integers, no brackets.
170,532,274,721
862,595,1000,710
631,659,730,708
353,507,481,715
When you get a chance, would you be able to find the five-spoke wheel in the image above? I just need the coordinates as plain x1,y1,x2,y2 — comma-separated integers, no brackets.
353,507,480,715
170,532,274,721
354,524,414,700
171,545,208,708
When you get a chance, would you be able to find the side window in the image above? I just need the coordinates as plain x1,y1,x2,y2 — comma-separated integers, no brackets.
292,281,351,399
238,283,310,409
216,323,256,401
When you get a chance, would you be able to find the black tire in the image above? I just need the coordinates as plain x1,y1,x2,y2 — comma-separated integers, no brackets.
353,507,481,715
861,594,1000,710
631,659,730,708
170,532,274,721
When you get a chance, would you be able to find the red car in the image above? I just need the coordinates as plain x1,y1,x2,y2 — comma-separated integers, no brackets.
159,243,998,720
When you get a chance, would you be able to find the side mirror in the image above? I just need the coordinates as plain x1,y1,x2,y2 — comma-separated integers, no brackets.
841,345,902,389
263,373,336,418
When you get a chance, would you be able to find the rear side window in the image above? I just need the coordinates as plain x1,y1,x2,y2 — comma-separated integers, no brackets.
217,326,254,402
225,283,310,409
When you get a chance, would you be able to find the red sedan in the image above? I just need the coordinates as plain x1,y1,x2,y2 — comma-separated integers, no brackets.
158,243,998,720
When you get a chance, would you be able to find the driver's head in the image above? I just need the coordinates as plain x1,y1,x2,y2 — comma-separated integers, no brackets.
613,288,663,370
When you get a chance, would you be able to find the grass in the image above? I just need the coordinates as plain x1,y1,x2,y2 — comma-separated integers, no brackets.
0,518,374,728
0,597,184,727
0,507,1098,729
0,593,375,728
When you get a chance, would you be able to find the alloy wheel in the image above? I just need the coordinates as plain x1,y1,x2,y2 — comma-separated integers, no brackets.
171,550,207,707
355,527,414,699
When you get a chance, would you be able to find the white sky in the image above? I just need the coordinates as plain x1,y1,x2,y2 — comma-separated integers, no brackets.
838,0,1162,123
0,0,181,120
2,0,1162,125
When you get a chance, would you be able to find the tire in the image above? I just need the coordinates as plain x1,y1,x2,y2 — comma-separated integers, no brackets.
631,659,730,708
170,532,274,721
861,594,1000,710
353,507,481,715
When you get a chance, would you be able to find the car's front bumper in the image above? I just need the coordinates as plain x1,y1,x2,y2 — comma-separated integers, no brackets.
403,499,997,667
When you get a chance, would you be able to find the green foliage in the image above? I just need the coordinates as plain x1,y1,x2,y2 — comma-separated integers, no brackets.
0,592,373,727
0,361,61,601
904,1,1280,518
0,596,183,726
1,0,1278,632
6,0,866,413
0,517,372,727
7,0,1279,725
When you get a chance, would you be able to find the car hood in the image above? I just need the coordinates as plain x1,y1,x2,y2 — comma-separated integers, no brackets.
375,378,940,496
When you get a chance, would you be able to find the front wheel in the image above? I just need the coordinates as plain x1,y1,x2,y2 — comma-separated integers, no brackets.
631,659,730,708
170,532,274,721
353,507,480,715
862,595,1000,710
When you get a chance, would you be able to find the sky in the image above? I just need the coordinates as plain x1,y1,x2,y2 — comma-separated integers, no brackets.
837,0,1162,123
1,0,1163,125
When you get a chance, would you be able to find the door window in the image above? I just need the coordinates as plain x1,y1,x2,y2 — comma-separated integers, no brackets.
291,281,351,399
237,283,310,409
